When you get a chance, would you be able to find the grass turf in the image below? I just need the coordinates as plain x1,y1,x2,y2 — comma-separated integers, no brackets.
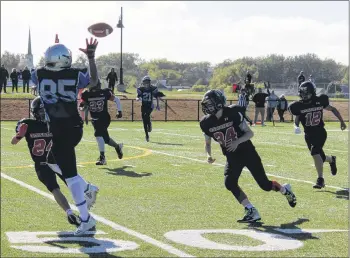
1,121,348,257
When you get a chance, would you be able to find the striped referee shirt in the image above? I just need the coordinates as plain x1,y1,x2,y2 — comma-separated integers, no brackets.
238,94,249,107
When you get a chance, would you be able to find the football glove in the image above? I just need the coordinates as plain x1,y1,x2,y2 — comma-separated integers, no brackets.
116,111,122,118
79,37,98,59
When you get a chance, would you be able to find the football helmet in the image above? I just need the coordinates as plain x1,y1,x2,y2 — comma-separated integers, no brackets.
44,43,72,71
30,96,46,121
299,81,316,102
201,90,226,115
142,75,151,88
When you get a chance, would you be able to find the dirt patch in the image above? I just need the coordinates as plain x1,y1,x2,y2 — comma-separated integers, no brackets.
1,98,348,122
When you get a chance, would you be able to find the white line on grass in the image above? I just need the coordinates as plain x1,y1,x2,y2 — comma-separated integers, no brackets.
0,172,194,258
150,150,347,191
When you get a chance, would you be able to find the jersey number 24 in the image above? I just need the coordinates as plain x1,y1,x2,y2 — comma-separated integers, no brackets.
213,127,238,147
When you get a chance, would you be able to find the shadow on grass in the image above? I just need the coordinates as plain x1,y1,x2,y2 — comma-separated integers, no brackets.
246,217,319,241
102,166,152,178
150,141,183,146
317,188,349,200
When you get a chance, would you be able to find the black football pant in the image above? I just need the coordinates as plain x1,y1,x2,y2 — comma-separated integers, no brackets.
50,124,83,179
141,105,153,138
12,80,18,92
224,141,273,203
23,80,29,93
92,115,111,143
35,163,66,192
305,128,327,161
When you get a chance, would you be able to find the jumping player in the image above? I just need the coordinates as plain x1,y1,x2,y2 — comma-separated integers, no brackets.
136,76,160,142
80,81,123,165
289,81,347,189
11,97,82,227
31,38,100,235
200,89,297,223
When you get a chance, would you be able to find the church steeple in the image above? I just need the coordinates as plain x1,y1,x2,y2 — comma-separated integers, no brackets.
28,27,32,55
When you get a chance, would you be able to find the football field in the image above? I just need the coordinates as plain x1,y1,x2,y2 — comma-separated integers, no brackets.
1,121,349,257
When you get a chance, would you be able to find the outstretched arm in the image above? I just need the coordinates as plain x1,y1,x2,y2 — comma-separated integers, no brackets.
79,38,99,88
324,105,347,130
11,123,28,145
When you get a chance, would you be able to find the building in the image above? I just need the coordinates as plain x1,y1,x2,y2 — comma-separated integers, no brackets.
18,28,34,69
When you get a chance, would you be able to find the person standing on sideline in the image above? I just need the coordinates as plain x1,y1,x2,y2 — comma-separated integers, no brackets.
22,66,31,93
277,94,288,122
297,71,305,86
10,68,19,93
252,88,270,126
265,90,279,122
106,68,118,93
0,64,9,93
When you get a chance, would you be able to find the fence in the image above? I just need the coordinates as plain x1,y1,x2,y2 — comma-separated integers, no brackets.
0,98,348,122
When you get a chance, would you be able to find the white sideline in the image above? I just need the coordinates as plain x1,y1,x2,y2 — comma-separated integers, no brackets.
0,172,194,258
151,150,347,191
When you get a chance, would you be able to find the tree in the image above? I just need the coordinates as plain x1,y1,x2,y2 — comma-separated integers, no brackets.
37,56,45,67
1,51,23,71
72,54,88,68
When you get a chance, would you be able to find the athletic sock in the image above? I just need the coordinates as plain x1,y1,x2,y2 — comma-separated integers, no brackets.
96,137,105,152
107,138,119,148
66,209,73,216
66,176,89,221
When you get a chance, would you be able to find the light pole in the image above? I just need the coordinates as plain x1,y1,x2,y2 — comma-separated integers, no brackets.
116,6,125,91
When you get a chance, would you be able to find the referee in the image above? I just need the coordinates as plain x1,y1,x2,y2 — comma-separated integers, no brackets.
238,89,249,111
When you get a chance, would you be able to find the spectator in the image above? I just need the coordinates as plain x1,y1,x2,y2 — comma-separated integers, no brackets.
22,66,31,93
245,70,252,85
252,88,270,126
277,94,288,122
309,74,315,84
10,68,19,93
265,90,279,122
237,89,249,111
106,68,118,93
297,71,305,86
0,64,9,93
30,68,37,95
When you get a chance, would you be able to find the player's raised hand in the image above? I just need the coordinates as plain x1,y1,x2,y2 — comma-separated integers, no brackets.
340,121,347,131
79,37,98,59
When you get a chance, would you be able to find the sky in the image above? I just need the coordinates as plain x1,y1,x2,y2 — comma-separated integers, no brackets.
1,1,349,66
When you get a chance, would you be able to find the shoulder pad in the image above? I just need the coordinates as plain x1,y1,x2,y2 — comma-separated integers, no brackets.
288,101,301,115
16,118,32,133
318,94,329,108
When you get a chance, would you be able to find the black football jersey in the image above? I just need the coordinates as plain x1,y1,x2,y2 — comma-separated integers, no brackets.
81,88,112,119
289,94,329,134
200,105,249,156
137,86,158,107
16,118,53,164
32,67,90,126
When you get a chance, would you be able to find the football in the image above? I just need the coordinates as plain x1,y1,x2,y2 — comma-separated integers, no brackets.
88,22,114,38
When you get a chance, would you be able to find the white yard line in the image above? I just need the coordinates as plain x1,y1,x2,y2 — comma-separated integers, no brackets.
151,150,347,191
0,172,194,258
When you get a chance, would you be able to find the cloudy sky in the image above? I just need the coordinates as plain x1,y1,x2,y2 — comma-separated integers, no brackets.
1,1,348,66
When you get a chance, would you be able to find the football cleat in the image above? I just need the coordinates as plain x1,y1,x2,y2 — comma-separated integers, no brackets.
67,214,81,227
330,156,337,175
96,155,106,165
283,183,297,208
313,177,325,189
74,215,96,236
84,183,99,210
237,207,261,223
115,143,123,159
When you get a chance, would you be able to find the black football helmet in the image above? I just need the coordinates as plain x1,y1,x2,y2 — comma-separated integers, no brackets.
142,75,151,88
299,81,316,102
30,96,46,121
201,90,226,115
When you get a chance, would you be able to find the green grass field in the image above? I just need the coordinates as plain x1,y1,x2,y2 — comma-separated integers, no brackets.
1,121,349,257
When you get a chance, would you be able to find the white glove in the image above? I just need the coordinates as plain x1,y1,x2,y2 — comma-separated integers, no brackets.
294,125,301,134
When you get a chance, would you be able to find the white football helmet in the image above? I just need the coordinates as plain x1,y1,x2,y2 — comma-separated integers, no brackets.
44,44,72,71
142,75,151,88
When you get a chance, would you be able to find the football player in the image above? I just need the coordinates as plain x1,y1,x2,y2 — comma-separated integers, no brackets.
11,97,82,227
289,81,347,189
80,81,123,165
136,76,160,142
200,90,297,223
31,38,100,235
